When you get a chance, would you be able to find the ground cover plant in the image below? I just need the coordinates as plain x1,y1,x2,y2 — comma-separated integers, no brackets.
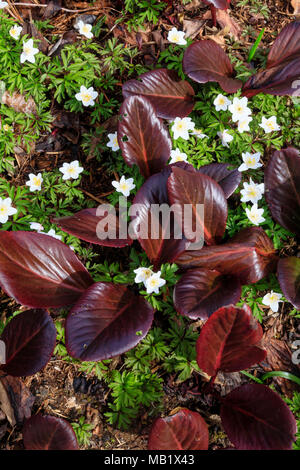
0,0,299,452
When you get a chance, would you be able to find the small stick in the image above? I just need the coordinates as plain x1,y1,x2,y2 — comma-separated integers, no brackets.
210,5,217,27
6,2,97,13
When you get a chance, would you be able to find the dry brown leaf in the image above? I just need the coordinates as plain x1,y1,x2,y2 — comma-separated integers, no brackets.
1,91,36,115
216,9,242,41
0,373,34,426
292,0,300,15
183,19,205,39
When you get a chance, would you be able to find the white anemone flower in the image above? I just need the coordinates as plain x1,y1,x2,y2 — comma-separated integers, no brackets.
0,197,17,224
167,27,187,45
9,25,22,40
213,94,231,111
240,178,264,204
134,267,153,286
171,117,195,140
145,271,166,295
26,173,43,192
259,116,281,134
78,20,93,39
107,132,119,152
245,203,265,226
237,116,252,133
217,129,233,147
169,148,188,164
20,39,39,64
238,152,263,172
228,97,251,122
59,161,83,180
112,175,135,197
262,291,282,313
75,85,98,107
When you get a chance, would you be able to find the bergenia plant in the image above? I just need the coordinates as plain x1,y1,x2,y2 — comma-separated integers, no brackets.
148,305,297,451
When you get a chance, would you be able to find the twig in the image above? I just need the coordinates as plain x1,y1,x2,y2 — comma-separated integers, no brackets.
6,2,97,13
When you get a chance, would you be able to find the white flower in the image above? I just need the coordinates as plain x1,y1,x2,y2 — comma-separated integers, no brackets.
78,20,93,39
41,229,62,241
169,148,188,164
9,25,22,40
145,271,166,295
112,175,135,197
0,2,8,9
191,129,208,139
245,203,265,226
167,27,186,45
217,129,233,147
107,132,119,152
30,222,44,232
237,116,252,133
171,117,195,140
75,85,98,107
26,173,43,192
0,197,17,224
240,178,264,204
134,267,153,286
59,160,83,180
259,116,281,134
228,97,251,122
20,39,39,64
238,152,263,172
213,94,231,112
262,291,282,313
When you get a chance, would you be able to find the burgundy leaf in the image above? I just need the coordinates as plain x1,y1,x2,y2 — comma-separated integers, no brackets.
198,163,241,198
220,384,297,450
118,96,172,179
174,269,241,320
131,167,187,269
52,208,132,248
243,22,300,97
66,282,154,361
0,309,56,377
167,166,228,245
23,415,79,450
175,227,277,284
183,40,242,93
277,257,300,310
148,408,209,450
203,0,230,8
196,304,266,376
122,68,195,119
0,231,93,308
265,147,300,236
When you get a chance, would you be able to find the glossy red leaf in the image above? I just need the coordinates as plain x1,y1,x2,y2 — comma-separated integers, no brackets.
131,167,187,269
196,305,266,376
220,384,297,450
66,282,154,361
118,96,172,179
148,408,209,450
0,309,56,377
278,257,300,310
183,40,242,93
174,269,241,320
122,69,195,119
243,22,300,97
23,415,79,450
203,0,230,8
52,208,132,248
167,166,227,245
175,227,276,284
265,147,300,236
198,163,241,198
0,231,93,308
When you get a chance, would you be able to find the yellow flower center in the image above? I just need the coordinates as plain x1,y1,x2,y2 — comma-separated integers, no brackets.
120,182,128,191
33,177,41,186
24,46,31,55
82,24,89,33
82,93,91,103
